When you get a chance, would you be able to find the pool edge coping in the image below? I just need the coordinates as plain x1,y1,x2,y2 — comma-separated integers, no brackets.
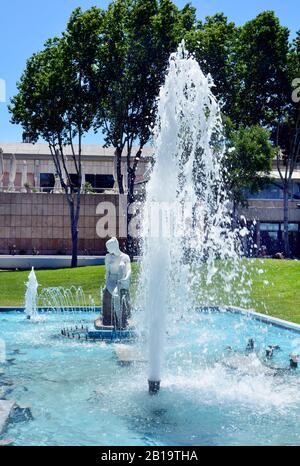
225,306,300,333
1,305,300,334
0,306,101,313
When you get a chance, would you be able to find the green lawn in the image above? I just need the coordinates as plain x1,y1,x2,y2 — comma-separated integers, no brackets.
248,259,300,323
0,264,139,308
0,259,299,323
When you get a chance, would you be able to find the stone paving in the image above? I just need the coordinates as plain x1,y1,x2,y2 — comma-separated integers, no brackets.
0,352,32,444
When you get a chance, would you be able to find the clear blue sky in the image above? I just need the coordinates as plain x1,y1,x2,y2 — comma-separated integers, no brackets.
0,0,299,144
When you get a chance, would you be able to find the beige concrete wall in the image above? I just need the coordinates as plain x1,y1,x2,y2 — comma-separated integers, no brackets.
239,200,300,223
0,193,126,255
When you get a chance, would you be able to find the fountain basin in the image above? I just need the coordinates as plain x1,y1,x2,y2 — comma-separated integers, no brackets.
87,329,138,341
2,306,299,333
0,307,101,313
1,308,300,445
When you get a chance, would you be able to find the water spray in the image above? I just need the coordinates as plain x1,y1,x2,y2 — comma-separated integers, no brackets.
138,41,247,394
24,267,39,320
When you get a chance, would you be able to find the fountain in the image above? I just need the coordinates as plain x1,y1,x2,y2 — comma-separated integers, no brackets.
24,267,39,320
138,43,250,394
38,285,95,313
2,47,300,449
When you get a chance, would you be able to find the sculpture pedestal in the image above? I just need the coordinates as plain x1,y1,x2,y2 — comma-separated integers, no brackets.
102,288,131,329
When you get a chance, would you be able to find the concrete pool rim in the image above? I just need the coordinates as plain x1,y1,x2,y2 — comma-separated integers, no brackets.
0,306,300,334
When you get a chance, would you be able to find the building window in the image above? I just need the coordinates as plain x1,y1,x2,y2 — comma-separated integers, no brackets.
246,184,282,200
70,174,80,189
288,223,299,232
246,182,300,200
260,223,280,254
260,223,280,232
40,173,116,192
260,223,300,256
86,174,115,191
40,173,55,192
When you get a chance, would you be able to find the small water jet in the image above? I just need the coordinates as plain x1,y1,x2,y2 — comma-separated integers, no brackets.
38,286,95,313
24,267,39,320
138,42,250,394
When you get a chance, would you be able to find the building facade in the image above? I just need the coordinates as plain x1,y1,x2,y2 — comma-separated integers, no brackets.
0,143,150,193
0,143,299,257
238,163,300,257
0,143,150,255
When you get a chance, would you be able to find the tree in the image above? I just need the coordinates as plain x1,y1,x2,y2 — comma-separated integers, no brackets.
223,120,275,206
275,31,300,257
186,13,279,208
185,13,238,119
9,7,103,267
234,11,290,130
93,0,196,199
90,0,196,253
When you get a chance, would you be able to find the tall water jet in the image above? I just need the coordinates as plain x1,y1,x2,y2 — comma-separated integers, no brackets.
138,43,248,394
25,267,39,320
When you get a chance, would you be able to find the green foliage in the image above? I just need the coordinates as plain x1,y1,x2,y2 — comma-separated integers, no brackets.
288,31,300,83
185,13,237,119
9,6,103,150
224,122,275,203
234,11,290,130
8,7,104,266
186,11,288,201
8,2,298,211
82,182,95,194
92,0,196,195
277,29,300,154
9,40,65,144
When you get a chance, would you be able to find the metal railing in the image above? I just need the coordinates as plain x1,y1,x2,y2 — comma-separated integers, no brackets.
0,186,118,194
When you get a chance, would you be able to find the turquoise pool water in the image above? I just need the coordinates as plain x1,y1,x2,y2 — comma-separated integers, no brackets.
1,310,300,446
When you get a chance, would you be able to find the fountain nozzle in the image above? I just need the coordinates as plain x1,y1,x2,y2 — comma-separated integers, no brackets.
290,352,298,369
148,380,160,395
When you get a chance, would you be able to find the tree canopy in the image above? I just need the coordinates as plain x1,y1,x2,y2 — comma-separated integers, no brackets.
91,0,197,197
9,6,104,266
8,1,300,233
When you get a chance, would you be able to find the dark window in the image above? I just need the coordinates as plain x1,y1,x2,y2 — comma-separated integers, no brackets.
70,174,80,189
260,223,300,256
288,225,300,256
246,184,283,200
246,182,300,200
86,174,115,191
40,173,55,192
260,223,280,255
260,223,280,232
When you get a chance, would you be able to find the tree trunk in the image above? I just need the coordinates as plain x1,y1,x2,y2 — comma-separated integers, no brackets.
115,147,124,194
69,193,81,268
283,183,290,258
126,147,144,257
125,166,137,258
128,166,135,205
71,221,79,268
